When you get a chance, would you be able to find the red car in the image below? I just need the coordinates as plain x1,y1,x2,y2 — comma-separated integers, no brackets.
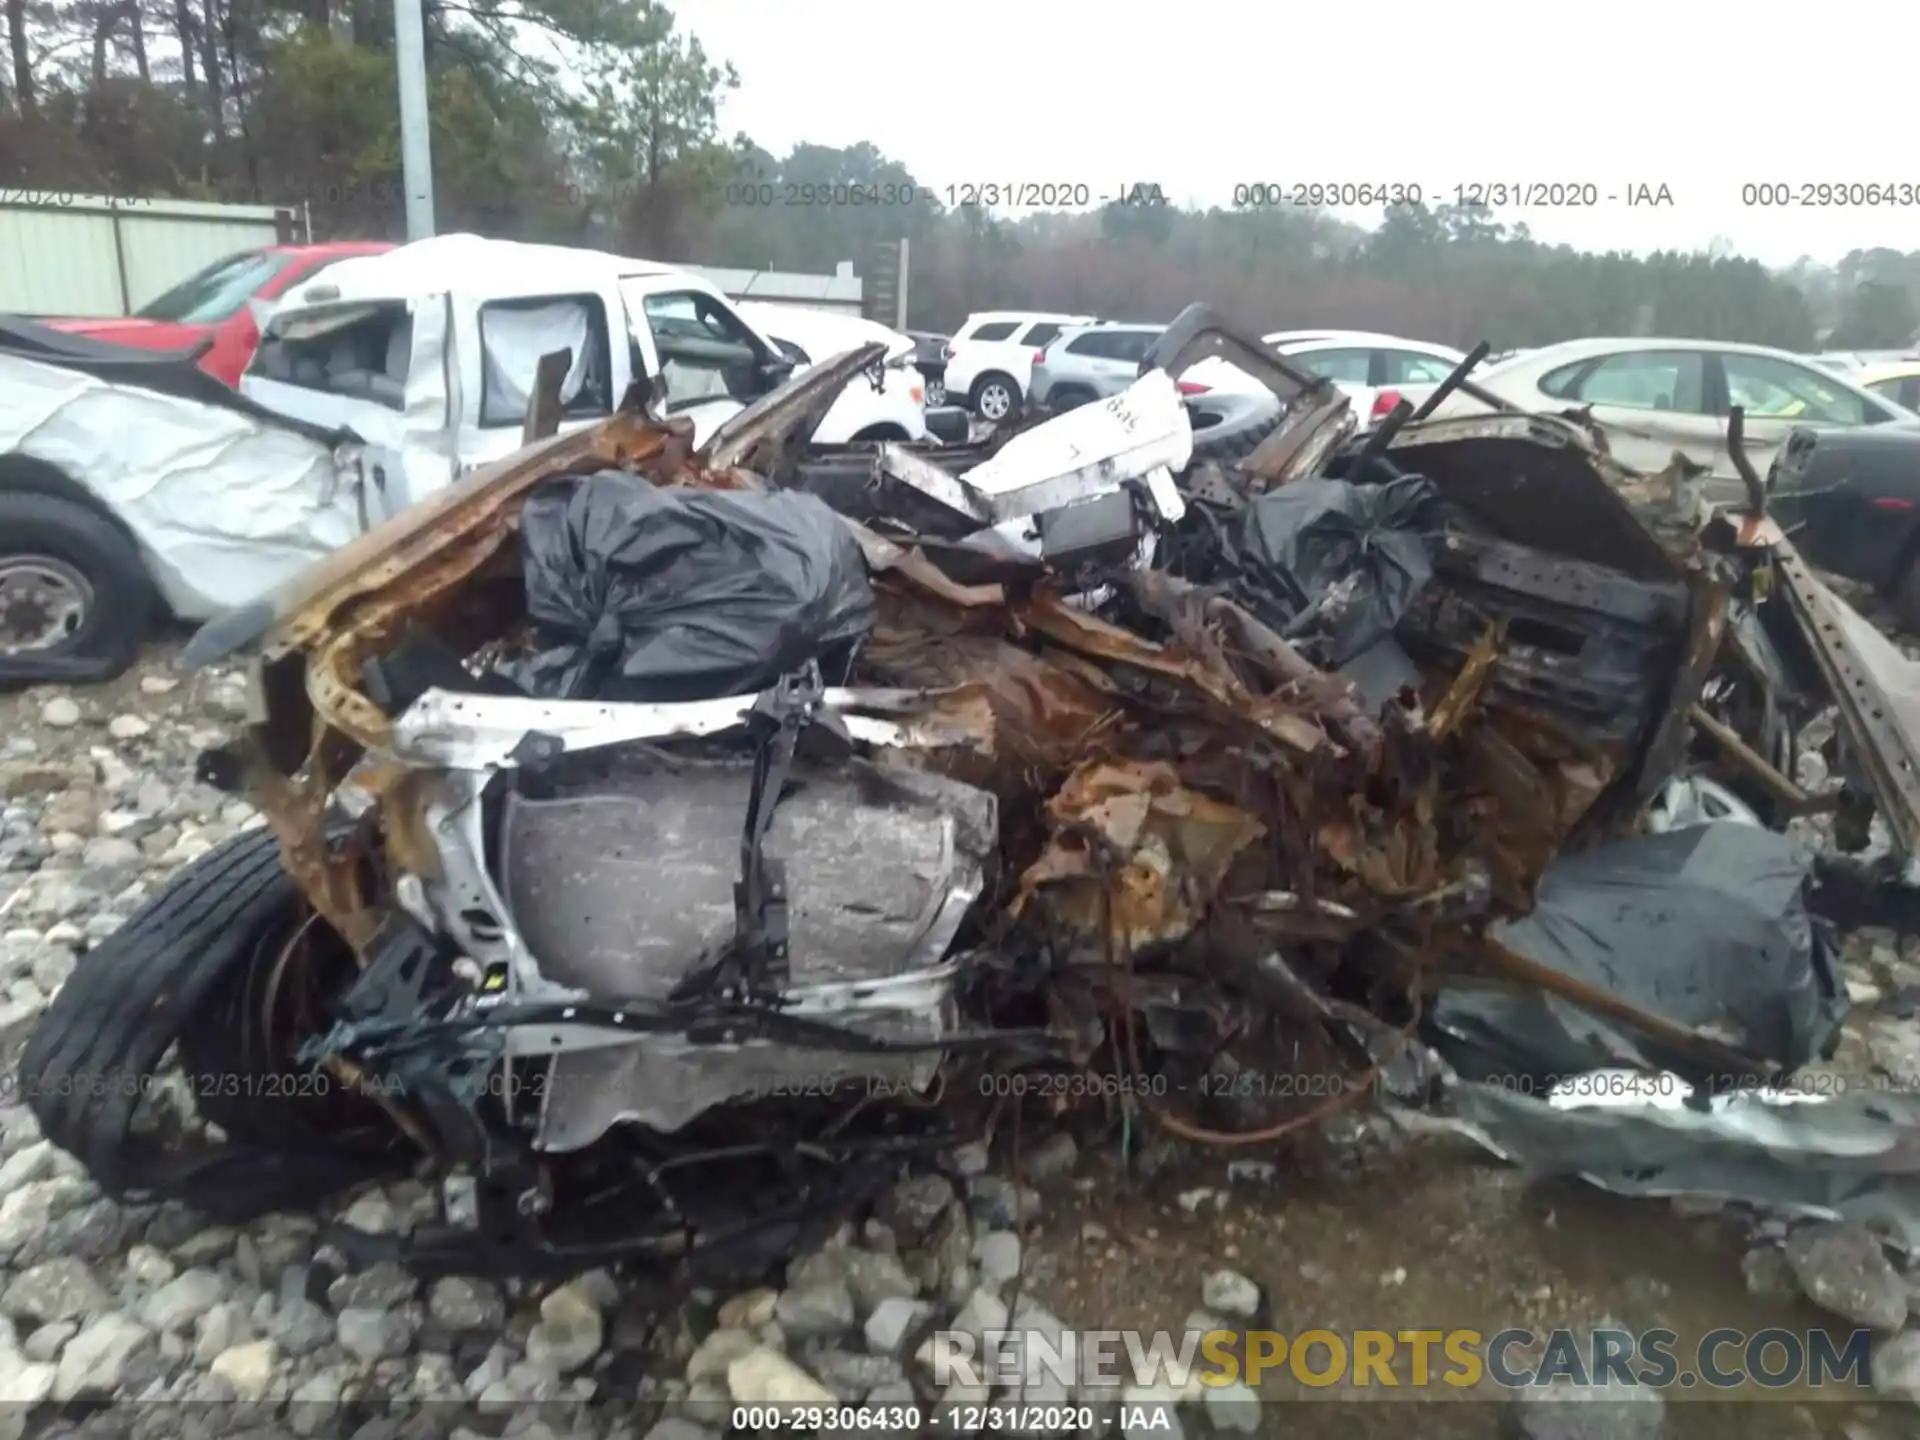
41,241,394,388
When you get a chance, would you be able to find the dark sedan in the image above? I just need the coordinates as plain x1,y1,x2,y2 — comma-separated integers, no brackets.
1769,421,1920,626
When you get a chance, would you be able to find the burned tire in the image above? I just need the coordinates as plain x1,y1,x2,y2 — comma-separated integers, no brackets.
19,827,405,1221
1187,403,1285,468
0,489,153,687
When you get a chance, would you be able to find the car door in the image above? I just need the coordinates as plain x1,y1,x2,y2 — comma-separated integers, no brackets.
242,295,459,520
626,284,781,447
1535,348,1720,483
451,290,623,473
1084,330,1152,395
1711,351,1883,485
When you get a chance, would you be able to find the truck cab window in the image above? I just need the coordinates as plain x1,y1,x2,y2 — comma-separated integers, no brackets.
640,290,767,411
251,301,412,411
477,295,611,428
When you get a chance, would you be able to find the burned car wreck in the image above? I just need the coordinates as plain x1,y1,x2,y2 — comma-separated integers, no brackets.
23,307,1920,1282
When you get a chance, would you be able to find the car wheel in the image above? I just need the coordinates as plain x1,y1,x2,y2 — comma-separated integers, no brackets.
925,377,947,408
19,827,407,1221
0,490,153,685
1049,386,1096,413
1188,401,1285,467
971,373,1020,423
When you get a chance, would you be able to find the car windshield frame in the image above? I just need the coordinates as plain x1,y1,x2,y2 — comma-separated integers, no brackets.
135,249,291,324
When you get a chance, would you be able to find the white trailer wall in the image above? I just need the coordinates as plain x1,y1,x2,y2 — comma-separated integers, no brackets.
0,193,306,318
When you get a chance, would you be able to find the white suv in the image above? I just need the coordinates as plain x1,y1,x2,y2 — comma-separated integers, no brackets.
944,310,1097,421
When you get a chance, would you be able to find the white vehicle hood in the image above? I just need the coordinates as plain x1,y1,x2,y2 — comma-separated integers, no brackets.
1,353,363,622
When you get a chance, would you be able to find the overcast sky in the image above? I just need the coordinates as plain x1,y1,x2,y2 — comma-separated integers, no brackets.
670,0,1919,267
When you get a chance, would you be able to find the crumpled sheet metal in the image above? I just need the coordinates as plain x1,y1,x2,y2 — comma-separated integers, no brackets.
1406,1074,1920,1252
1013,759,1268,951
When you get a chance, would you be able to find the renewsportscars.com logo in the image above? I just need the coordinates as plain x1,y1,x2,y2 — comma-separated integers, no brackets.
925,1325,1877,1397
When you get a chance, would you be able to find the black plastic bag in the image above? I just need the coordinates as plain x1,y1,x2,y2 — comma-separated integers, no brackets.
505,472,875,702
1429,821,1847,1088
1229,474,1438,668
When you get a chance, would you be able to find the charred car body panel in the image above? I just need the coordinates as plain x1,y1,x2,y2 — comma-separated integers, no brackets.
25,304,1920,1285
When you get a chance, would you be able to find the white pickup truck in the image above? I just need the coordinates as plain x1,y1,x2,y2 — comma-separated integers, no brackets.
0,235,950,685
237,234,930,512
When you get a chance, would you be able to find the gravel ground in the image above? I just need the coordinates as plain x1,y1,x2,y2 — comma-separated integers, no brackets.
8,634,1920,1440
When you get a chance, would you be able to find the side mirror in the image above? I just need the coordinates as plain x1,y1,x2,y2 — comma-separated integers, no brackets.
759,353,796,390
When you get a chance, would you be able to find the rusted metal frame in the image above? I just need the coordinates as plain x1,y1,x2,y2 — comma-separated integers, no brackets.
521,348,572,445
1407,341,1494,423
1725,405,1768,517
1125,571,1380,753
1772,541,1920,867
1480,935,1779,1081
1686,701,1813,811
1018,592,1330,757
1241,392,1358,489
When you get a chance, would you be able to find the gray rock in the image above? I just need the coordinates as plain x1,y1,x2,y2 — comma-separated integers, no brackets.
340,1188,402,1234
39,699,81,729
52,1312,155,1401
39,1196,137,1263
1873,1328,1920,1401
270,1296,336,1356
193,1300,253,1367
877,1173,956,1244
327,1260,417,1310
122,1243,177,1287
81,836,142,869
972,1231,1022,1286
336,1306,416,1363
428,1276,505,1331
169,1224,238,1265
642,1423,720,1440
107,715,151,741
0,1350,56,1407
523,1281,603,1374
1022,1132,1079,1181
1200,1269,1261,1319
716,1287,779,1330
1,1256,110,1325
1203,1381,1261,1433
949,1286,1010,1347
0,1177,88,1258
865,1296,933,1358
1511,1379,1666,1440
774,1275,856,1339
966,1176,1043,1228
0,1141,54,1192
141,1267,228,1332
1785,1223,1908,1330
844,1249,918,1314
686,1327,761,1384
806,1347,904,1401
209,1338,279,1400
22,1320,76,1363
725,1345,837,1406
1740,1246,1798,1301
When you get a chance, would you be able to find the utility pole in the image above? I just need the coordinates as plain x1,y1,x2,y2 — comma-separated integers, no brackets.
393,0,435,240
